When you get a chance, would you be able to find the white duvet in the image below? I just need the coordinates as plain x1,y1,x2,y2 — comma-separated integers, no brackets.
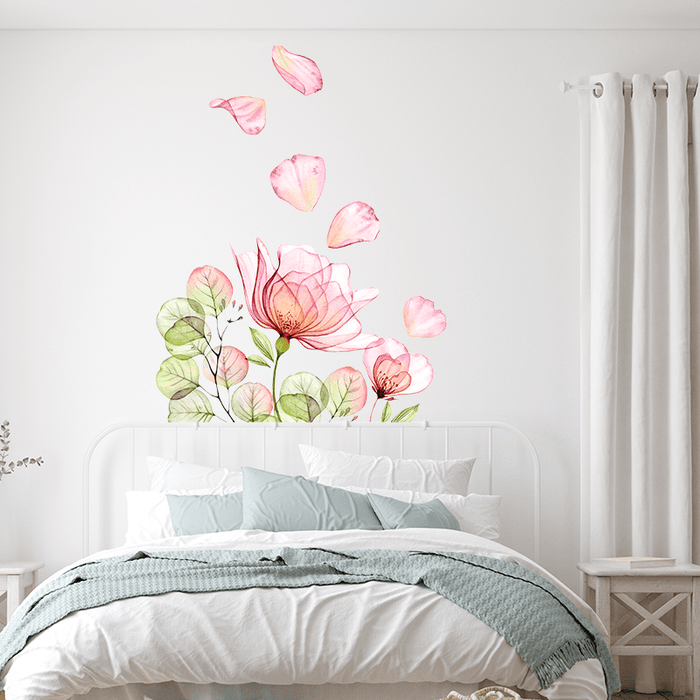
1,528,609,700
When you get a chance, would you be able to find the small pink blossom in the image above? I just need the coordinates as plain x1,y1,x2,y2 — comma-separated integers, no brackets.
403,296,447,338
209,97,266,135
232,239,378,352
327,202,380,249
271,45,323,95
363,338,433,400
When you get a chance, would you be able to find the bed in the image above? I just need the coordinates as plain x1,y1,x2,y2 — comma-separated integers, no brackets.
0,421,619,700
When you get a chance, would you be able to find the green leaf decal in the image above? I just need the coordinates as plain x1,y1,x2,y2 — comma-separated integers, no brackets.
249,328,275,362
186,266,234,317
247,354,271,368
231,382,274,422
391,404,419,423
156,298,205,338
381,402,392,422
164,316,207,346
324,367,368,419
166,335,209,360
156,357,200,400
280,372,329,416
279,393,322,423
168,389,214,423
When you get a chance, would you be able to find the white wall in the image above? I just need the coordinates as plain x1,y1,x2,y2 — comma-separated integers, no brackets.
1,27,699,593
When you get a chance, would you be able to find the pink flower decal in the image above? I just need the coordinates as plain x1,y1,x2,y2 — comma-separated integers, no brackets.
403,296,447,338
270,154,325,212
202,346,249,388
209,97,266,135
363,338,433,401
327,202,380,249
271,45,323,96
232,239,378,352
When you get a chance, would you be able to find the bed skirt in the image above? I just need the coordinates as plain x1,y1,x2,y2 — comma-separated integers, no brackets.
73,681,491,700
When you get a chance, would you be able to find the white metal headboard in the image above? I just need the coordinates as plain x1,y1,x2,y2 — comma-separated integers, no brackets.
83,421,541,560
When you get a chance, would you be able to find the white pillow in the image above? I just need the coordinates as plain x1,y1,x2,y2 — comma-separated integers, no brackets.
147,456,244,491
299,444,475,495
344,486,501,541
125,487,241,544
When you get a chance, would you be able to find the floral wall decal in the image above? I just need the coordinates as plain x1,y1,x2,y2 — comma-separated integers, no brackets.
209,97,267,135
270,154,326,212
271,45,323,95
327,201,381,249
403,296,447,338
164,44,446,423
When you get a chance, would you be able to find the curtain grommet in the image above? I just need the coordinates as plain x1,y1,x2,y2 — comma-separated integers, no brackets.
593,82,604,98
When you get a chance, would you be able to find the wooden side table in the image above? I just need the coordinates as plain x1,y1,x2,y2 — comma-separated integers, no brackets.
0,561,43,626
578,561,700,698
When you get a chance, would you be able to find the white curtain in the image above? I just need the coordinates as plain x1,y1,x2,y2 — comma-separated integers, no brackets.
580,71,699,564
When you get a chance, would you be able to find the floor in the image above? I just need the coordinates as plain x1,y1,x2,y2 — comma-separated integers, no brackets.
613,692,691,699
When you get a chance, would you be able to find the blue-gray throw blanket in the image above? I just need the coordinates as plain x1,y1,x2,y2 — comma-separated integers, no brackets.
0,548,620,697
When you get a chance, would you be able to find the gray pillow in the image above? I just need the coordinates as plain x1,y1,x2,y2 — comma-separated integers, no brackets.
166,493,244,536
367,492,460,531
241,467,382,532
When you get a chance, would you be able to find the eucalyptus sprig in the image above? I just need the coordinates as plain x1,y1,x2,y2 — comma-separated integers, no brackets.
0,421,43,482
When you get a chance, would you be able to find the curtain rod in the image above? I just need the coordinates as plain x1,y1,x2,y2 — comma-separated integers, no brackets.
560,80,699,98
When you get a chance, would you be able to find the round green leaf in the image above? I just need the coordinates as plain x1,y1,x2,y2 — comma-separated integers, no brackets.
324,367,367,419
164,316,207,346
168,389,214,423
231,382,274,422
156,297,205,338
279,393,322,423
279,372,328,413
156,357,200,400
166,333,210,360
186,266,233,317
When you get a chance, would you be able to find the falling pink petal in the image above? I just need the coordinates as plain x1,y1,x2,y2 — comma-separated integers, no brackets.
327,202,380,249
271,45,323,96
209,96,266,135
403,296,447,338
270,154,325,212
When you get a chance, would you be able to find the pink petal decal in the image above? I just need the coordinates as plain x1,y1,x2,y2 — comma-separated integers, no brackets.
271,45,323,96
327,202,380,249
209,97,266,135
403,296,447,338
270,154,325,212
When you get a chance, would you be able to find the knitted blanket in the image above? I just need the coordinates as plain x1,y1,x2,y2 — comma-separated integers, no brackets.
0,547,620,697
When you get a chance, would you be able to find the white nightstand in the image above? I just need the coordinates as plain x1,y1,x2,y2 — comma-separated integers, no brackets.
578,561,700,698
0,561,43,626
